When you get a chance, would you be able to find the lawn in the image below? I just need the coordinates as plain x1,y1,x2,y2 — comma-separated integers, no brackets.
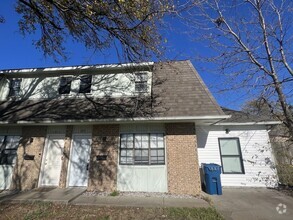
0,202,224,220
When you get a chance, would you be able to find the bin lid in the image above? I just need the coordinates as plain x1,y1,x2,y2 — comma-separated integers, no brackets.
203,163,222,172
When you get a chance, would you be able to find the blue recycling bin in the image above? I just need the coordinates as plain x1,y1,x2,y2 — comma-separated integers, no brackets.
202,163,222,195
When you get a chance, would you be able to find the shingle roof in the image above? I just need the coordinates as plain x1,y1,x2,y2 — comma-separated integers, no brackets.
221,107,277,123
0,60,225,123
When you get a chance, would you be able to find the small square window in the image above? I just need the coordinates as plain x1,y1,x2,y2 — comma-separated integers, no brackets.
135,73,148,93
58,77,72,94
8,79,22,97
79,75,92,93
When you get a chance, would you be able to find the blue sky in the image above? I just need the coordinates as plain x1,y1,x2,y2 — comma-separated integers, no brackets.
0,1,249,110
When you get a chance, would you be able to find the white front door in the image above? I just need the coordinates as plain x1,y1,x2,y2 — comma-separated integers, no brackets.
0,136,20,190
68,135,91,187
40,135,64,187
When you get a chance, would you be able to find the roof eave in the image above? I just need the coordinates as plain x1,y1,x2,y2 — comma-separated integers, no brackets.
0,115,230,126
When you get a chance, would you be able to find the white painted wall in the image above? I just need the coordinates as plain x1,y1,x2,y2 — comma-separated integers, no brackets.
0,71,152,100
117,123,168,192
196,125,278,187
117,165,167,192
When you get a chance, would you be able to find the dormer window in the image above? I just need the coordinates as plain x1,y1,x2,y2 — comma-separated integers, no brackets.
58,77,72,94
79,75,92,93
8,79,21,97
135,73,148,93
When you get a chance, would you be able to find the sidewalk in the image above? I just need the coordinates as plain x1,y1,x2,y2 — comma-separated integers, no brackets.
0,187,86,204
0,189,210,208
71,194,210,208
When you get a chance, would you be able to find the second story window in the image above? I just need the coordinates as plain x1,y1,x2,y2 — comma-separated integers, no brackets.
8,79,21,97
58,77,72,94
135,73,148,93
79,75,92,93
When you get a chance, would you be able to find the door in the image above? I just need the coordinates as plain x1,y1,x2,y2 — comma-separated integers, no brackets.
68,135,91,187
0,136,20,190
40,135,64,187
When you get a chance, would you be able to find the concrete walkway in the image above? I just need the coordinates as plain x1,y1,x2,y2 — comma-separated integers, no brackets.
0,189,209,208
210,188,293,220
71,194,210,208
0,187,86,204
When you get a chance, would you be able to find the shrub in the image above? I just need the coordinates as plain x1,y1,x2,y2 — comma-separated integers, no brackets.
276,164,293,186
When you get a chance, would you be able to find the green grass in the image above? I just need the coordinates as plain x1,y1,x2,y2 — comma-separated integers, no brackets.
23,202,53,220
167,207,224,220
109,190,120,196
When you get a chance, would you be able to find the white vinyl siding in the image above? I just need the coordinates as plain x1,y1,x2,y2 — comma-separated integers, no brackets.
0,71,152,100
197,125,278,187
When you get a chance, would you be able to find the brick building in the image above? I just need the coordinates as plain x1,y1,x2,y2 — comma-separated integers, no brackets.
0,60,279,193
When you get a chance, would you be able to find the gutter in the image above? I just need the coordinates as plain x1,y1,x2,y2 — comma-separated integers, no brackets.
215,121,282,126
0,115,230,126
0,62,154,75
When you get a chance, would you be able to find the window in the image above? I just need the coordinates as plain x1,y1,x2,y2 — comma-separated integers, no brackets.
135,73,148,93
58,77,72,94
0,136,19,165
218,138,245,174
79,75,92,93
120,133,165,165
8,79,21,97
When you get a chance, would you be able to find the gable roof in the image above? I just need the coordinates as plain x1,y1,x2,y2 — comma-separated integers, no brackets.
0,60,227,124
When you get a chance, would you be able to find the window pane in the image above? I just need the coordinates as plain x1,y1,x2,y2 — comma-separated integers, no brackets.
134,150,141,157
135,82,147,93
5,136,19,149
58,77,72,94
157,149,164,156
120,157,127,164
121,134,133,149
126,157,133,164
134,134,142,148
121,150,127,156
151,149,157,156
141,134,148,148
150,134,157,148
222,157,243,173
9,79,22,97
79,75,92,93
142,149,148,156
121,141,127,149
126,150,133,156
219,139,240,155
135,73,148,81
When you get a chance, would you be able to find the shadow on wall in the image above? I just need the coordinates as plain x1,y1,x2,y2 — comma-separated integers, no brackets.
0,63,179,191
88,131,118,192
0,67,168,123
11,134,46,191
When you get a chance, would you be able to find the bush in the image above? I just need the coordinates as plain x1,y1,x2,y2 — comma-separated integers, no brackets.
276,164,293,186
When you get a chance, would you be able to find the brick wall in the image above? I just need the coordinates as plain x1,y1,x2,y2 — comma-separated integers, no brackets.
165,123,201,195
88,124,119,191
11,126,47,190
59,125,73,188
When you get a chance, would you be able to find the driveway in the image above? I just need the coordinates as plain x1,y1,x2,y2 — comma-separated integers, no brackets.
211,188,293,220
